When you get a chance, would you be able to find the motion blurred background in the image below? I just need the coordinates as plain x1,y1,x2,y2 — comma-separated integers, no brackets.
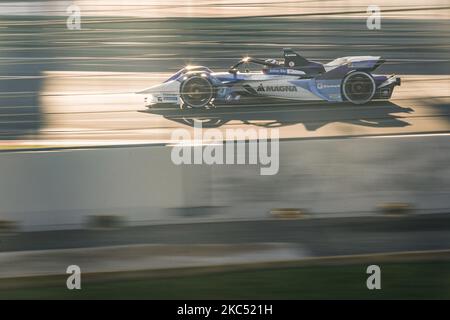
0,0,449,299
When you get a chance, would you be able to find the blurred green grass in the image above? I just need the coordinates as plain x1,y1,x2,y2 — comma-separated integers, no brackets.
1,260,449,299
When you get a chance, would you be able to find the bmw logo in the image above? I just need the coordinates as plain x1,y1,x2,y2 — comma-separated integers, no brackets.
288,61,295,67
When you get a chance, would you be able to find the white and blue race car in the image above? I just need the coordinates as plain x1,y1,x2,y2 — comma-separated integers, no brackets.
138,48,400,109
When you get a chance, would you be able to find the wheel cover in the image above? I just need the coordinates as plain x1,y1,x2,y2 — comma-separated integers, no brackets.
180,76,214,108
342,72,376,104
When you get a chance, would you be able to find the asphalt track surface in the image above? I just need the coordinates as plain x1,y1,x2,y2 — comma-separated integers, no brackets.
1,214,449,256
38,76,449,143
0,13,449,142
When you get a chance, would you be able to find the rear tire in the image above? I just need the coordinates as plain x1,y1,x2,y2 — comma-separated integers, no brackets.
342,71,376,104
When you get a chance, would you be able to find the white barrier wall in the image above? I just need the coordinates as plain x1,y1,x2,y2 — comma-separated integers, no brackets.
1,135,449,231
0,147,211,230
210,136,450,217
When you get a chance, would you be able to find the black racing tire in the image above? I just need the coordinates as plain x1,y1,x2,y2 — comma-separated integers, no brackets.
180,75,215,109
342,71,376,105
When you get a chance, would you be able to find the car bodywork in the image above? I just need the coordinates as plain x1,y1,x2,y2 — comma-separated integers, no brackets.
138,48,401,108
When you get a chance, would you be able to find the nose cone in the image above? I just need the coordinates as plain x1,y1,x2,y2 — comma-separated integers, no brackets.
136,83,165,94
136,80,180,95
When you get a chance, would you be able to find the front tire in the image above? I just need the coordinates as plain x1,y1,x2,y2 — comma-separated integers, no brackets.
342,71,376,105
180,75,215,109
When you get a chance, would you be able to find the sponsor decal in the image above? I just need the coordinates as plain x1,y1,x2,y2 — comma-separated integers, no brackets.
287,69,305,75
162,93,178,102
243,84,258,95
317,82,340,90
267,68,287,75
257,84,265,92
257,84,298,92
288,61,295,67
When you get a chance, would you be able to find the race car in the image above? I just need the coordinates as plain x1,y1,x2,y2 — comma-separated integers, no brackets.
138,48,401,109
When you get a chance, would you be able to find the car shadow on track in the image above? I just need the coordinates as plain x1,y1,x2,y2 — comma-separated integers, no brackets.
139,101,414,131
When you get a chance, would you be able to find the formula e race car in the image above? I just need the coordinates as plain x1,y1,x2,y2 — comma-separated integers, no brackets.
138,48,401,109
